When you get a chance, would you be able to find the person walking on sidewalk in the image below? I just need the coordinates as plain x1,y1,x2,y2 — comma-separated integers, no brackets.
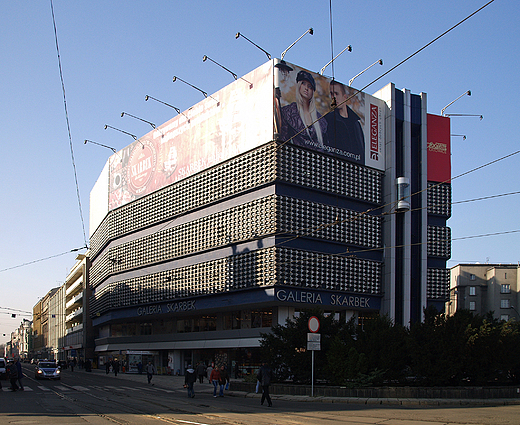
196,362,206,384
113,359,120,376
209,365,221,397
218,365,229,397
15,358,24,391
7,360,19,391
206,363,213,384
184,365,196,398
145,361,156,385
257,362,273,407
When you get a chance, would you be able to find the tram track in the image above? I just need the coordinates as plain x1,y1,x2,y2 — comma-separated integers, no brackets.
23,373,223,425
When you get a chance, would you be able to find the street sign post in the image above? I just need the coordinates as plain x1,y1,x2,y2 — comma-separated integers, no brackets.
307,317,321,396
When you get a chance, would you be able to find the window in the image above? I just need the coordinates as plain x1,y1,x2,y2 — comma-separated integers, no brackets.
469,286,476,296
505,272,507,279
501,314,510,321
501,299,510,309
470,274,476,281
223,311,241,330
469,301,476,311
501,284,511,294
176,318,193,333
251,309,273,328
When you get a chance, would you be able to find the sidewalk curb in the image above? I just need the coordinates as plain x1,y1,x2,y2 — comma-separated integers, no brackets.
67,368,520,406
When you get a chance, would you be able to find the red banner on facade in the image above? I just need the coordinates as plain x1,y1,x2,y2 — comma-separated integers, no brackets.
427,114,451,183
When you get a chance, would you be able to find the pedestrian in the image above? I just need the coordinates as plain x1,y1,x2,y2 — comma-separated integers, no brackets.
209,364,221,397
206,363,213,385
218,365,229,397
184,364,196,398
15,358,24,391
137,361,143,374
106,360,111,374
7,360,19,391
70,360,74,372
113,359,120,376
257,362,273,407
145,361,156,385
196,362,206,384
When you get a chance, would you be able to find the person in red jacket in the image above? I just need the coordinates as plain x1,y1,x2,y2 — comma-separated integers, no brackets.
209,365,221,397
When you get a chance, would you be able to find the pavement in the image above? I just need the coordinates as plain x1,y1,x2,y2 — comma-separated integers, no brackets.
69,366,520,406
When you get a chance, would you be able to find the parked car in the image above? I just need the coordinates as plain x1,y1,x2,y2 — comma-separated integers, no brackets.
35,361,61,380
0,358,5,379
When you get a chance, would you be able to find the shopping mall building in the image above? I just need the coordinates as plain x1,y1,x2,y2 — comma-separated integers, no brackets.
88,60,451,374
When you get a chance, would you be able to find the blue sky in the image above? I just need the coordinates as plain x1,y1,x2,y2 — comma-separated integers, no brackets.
1,0,518,342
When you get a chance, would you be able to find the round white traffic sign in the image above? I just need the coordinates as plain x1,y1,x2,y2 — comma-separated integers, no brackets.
308,316,320,333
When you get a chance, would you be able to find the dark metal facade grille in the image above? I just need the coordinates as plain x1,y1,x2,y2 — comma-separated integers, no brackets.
427,268,450,300
427,182,452,217
90,246,382,317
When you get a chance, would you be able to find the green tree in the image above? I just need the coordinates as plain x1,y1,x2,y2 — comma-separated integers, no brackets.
260,309,350,383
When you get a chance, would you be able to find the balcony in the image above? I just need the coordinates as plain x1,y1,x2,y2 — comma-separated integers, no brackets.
66,307,83,323
66,292,83,310
66,276,83,296
66,323,83,334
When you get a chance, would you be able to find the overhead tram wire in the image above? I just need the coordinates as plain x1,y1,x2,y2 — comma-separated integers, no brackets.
50,0,88,248
271,148,520,251
70,1,499,274
145,145,520,270
0,247,85,273
407,190,520,215
275,0,496,152
262,148,520,271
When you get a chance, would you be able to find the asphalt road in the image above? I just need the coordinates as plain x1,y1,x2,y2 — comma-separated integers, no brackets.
0,364,519,425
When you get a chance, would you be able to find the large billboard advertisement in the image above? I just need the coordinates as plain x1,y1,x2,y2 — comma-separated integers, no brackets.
427,114,451,183
97,59,386,221
107,61,274,211
275,60,385,171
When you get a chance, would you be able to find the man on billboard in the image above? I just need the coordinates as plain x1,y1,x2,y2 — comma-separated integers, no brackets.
325,80,365,165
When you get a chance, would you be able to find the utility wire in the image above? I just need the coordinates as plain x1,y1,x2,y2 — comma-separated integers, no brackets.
0,307,32,315
0,247,86,273
96,145,519,273
50,0,88,248
9,1,498,275
12,154,514,276
277,0,495,151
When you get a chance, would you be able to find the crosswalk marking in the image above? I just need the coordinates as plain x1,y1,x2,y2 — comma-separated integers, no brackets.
105,385,126,391
2,384,181,393
72,385,90,391
120,386,140,391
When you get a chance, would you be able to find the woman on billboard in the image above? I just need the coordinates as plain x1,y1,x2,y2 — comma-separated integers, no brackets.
280,70,327,149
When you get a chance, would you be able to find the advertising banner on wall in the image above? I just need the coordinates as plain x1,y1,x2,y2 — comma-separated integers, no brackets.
95,59,387,227
274,60,385,171
427,114,451,183
107,61,274,211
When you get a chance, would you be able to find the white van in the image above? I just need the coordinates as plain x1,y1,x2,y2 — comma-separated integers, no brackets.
0,358,6,378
